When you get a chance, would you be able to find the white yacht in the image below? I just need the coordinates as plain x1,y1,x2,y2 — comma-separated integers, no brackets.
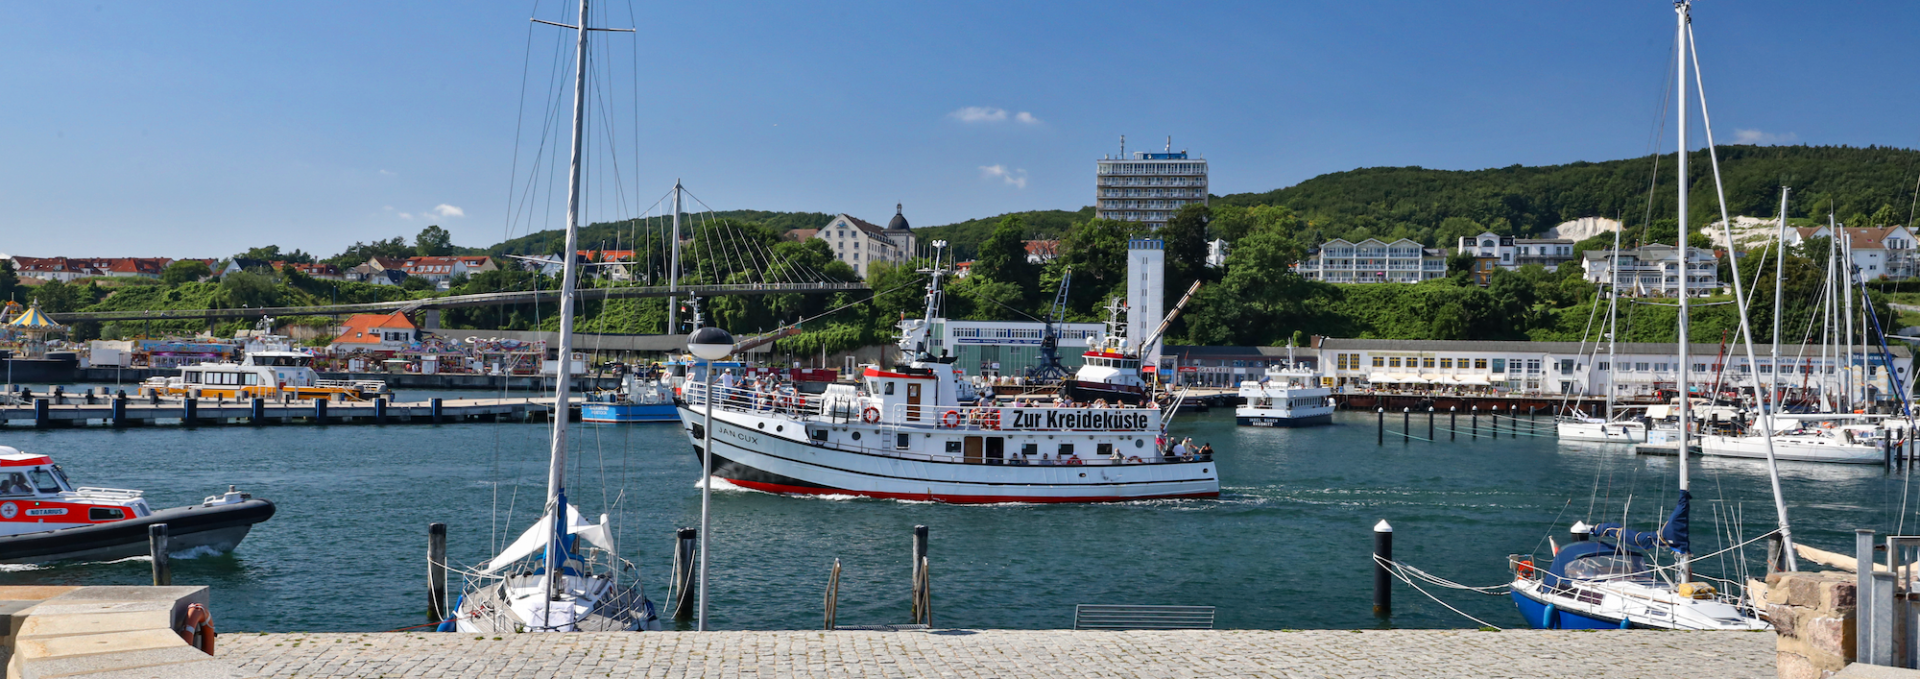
1234,364,1332,427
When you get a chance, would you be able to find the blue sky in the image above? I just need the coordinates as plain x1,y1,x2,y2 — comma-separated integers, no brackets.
3,1,1917,259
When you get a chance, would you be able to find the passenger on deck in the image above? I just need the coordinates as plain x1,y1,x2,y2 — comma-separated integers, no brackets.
1198,443,1214,460
1171,439,1188,459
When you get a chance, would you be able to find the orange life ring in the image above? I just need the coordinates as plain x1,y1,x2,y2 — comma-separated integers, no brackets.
176,603,216,655
861,407,881,424
1127,455,1143,463
1516,559,1535,579
983,409,1001,430
941,410,962,428
1065,457,1083,466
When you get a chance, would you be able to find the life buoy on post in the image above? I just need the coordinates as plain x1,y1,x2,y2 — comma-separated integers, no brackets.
941,410,962,428
861,407,881,424
176,602,216,655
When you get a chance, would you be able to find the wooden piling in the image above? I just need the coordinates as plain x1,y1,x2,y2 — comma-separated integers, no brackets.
182,398,196,428
149,523,171,586
672,527,698,621
824,558,841,631
1471,407,1478,439
111,394,126,428
251,397,265,425
375,397,388,424
33,399,48,429
431,398,444,424
314,398,328,424
427,522,448,622
911,525,929,624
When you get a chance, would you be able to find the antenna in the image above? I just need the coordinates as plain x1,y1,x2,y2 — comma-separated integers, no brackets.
1166,136,1171,153
1120,135,1126,158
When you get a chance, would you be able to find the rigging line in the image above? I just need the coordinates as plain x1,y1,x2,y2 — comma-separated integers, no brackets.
500,14,540,245
506,24,570,245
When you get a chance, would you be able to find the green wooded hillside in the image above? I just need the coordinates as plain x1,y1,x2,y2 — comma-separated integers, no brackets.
1217,145,1920,248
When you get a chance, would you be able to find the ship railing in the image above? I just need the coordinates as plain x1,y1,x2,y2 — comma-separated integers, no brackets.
682,383,830,418
884,403,1160,433
71,487,145,500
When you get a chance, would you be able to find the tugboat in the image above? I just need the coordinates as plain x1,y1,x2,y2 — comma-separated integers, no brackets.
1061,283,1203,406
1234,360,1334,427
0,446,275,564
674,243,1219,504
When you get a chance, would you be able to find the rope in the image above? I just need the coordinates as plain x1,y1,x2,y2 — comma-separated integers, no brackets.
1371,554,1506,629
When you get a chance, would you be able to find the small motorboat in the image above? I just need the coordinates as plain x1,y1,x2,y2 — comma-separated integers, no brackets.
581,374,678,423
0,446,275,564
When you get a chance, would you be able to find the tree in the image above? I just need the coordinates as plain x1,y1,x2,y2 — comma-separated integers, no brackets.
968,215,1040,308
160,260,211,286
233,245,313,264
1161,203,1214,306
1049,218,1141,318
415,225,454,257
400,275,435,291
28,280,79,313
326,237,413,267
0,259,17,303
217,271,279,309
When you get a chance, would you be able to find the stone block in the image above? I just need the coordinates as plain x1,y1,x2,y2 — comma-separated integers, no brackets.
1808,614,1855,658
1834,662,1920,678
0,587,79,603
1772,604,1800,638
11,628,188,661
1779,650,1819,679
15,601,176,638
1824,579,1858,611
11,645,220,679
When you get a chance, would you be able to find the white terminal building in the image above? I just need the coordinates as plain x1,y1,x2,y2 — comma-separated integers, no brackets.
1096,138,1208,229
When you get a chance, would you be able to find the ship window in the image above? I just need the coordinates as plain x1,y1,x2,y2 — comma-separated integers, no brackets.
185,371,201,383
896,434,910,449
0,472,30,496
884,382,895,396
945,440,963,454
245,374,259,385
1097,443,1114,457
89,507,126,521
1563,554,1652,583
809,427,828,441
1021,443,1038,457
1058,443,1075,457
28,468,61,493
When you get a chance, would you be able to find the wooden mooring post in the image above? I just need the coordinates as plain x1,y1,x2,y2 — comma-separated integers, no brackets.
910,525,930,625
671,527,698,621
1376,408,1384,446
427,523,448,622
1426,407,1434,441
824,558,841,631
1401,408,1409,445
1471,406,1478,439
1449,407,1456,441
149,523,170,586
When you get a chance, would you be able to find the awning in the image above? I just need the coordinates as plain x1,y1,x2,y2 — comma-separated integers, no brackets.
7,306,62,330
1453,375,1492,386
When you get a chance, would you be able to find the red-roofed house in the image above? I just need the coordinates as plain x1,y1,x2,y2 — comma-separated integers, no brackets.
330,312,418,352
1023,240,1060,264
452,256,498,275
1789,225,1917,279
7,256,173,281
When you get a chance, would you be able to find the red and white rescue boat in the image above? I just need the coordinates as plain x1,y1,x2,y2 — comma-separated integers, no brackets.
0,447,275,564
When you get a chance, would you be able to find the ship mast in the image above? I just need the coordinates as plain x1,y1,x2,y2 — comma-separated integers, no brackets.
1673,0,1692,585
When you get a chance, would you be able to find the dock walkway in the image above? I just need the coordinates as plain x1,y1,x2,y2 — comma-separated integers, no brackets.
219,629,1775,678
0,396,576,429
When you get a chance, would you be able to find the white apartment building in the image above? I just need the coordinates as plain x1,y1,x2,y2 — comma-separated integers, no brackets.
1095,142,1207,230
1294,238,1448,283
798,206,915,278
1317,338,1911,400
1580,244,1719,297
1784,225,1917,280
1455,232,1577,270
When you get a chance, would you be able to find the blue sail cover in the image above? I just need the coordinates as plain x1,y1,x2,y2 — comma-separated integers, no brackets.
1592,489,1690,554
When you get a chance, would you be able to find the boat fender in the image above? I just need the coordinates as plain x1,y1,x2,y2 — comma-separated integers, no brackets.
1618,617,1631,629
941,410,962,428
1543,603,1557,629
1516,560,1534,579
176,603,215,655
861,407,881,424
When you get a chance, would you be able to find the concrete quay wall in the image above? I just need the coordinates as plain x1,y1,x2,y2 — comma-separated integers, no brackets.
70,368,619,391
219,628,1776,679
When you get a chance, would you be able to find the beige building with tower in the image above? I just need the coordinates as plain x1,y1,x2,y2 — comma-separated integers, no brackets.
795,204,917,278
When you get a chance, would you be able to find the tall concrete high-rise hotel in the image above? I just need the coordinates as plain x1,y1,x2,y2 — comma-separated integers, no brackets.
1095,137,1208,230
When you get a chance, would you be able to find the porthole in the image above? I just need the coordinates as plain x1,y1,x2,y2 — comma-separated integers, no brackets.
1203,468,1210,473
1134,439,1144,448
851,431,862,441
757,422,765,429
776,425,784,432
1078,473,1086,478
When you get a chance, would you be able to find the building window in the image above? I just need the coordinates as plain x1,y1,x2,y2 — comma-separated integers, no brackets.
1388,357,1401,368
1491,359,1505,373
1422,357,1435,369
1597,361,1609,371
1473,358,1487,370
1439,358,1453,369
1371,356,1384,368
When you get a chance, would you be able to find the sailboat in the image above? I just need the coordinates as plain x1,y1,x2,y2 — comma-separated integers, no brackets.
1557,225,1648,443
441,0,659,633
1510,1,1788,629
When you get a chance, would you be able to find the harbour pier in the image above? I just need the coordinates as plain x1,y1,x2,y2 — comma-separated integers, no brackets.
0,396,578,429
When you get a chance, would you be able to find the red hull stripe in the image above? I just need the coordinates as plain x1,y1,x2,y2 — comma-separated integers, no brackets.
723,478,1218,505
0,456,52,467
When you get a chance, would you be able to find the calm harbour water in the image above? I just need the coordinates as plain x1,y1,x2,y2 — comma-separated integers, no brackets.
2,397,1914,632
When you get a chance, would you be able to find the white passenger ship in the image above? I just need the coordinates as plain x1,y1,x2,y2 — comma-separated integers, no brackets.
1235,364,1333,427
141,333,388,401
674,255,1219,504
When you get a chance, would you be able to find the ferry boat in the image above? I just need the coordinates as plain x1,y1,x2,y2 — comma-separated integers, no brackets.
1061,286,1201,406
1234,363,1333,427
581,374,677,423
674,249,1219,504
0,446,275,564
140,348,388,401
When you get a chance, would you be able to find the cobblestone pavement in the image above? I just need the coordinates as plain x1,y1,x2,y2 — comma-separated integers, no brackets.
219,629,1774,678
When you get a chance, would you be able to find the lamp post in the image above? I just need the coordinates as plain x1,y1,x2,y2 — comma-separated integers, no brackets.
685,322,734,632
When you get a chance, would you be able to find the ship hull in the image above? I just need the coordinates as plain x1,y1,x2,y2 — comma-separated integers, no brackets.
1234,412,1333,427
677,407,1218,504
581,403,679,423
0,498,275,564
1062,380,1147,405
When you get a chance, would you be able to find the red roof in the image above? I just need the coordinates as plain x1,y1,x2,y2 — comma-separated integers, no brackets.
402,257,461,274
332,312,416,345
1024,240,1060,258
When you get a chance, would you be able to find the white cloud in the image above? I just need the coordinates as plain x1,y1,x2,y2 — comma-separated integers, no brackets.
949,106,1040,125
378,169,396,176
432,204,465,218
979,164,1028,189
1734,129,1797,145
398,212,414,220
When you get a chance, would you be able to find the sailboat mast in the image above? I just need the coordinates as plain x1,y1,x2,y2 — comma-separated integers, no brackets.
668,180,683,333
1607,225,1622,421
1773,188,1788,409
545,0,592,599
1841,216,1856,410
1674,0,1691,500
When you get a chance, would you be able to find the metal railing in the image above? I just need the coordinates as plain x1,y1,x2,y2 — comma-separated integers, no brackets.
1073,604,1215,630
